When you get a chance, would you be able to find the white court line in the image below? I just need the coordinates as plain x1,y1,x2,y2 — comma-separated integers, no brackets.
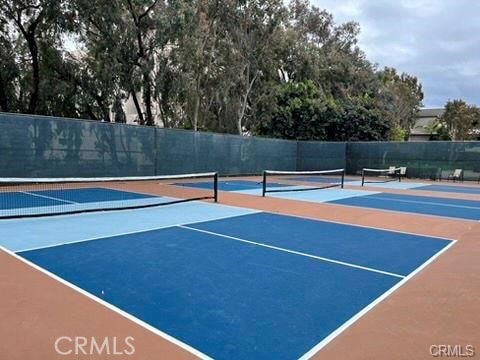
247,201,458,241
178,225,405,279
298,239,457,359
277,209,457,241
366,195,480,210
1,196,257,224
324,201,479,224
0,246,213,360
14,201,458,254
21,191,79,204
17,211,261,253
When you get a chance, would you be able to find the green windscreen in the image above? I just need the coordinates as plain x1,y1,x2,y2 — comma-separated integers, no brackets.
1,113,479,180
155,129,297,175
347,142,480,181
296,141,346,171
0,113,155,177
0,113,296,177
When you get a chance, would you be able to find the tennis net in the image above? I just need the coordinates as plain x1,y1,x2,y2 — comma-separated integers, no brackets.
361,167,401,186
0,172,218,219
262,169,345,196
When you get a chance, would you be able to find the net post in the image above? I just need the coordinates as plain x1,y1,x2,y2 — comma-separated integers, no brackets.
262,171,267,197
213,172,218,202
361,169,365,186
341,169,345,189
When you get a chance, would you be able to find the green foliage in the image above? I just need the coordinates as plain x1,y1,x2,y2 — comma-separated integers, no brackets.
335,102,389,141
389,126,407,141
377,67,423,134
256,81,390,141
429,122,451,141
0,0,425,140
439,99,480,140
256,81,327,140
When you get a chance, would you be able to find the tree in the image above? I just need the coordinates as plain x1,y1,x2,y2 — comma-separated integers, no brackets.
221,0,285,134
173,0,221,131
377,67,424,134
255,81,330,140
0,0,65,114
0,0,426,140
72,0,187,125
255,80,390,141
0,20,18,112
440,100,480,140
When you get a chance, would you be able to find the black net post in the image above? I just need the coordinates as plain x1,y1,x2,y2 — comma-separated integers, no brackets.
262,171,267,197
213,172,218,202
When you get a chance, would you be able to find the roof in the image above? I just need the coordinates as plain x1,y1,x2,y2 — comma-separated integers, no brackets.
417,108,445,118
410,108,445,136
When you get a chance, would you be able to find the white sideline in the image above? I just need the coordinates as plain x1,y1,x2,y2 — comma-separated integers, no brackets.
179,225,405,279
21,191,79,204
367,195,480,210
0,246,213,360
17,211,260,253
298,239,457,359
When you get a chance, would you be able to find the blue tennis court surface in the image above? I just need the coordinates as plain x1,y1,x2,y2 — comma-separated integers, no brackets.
347,180,480,194
177,180,480,220
290,176,356,183
176,180,287,192
0,187,156,209
12,208,452,359
414,184,480,195
329,192,480,221
0,187,165,218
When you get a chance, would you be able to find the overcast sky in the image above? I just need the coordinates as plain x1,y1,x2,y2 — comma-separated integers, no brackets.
313,0,480,108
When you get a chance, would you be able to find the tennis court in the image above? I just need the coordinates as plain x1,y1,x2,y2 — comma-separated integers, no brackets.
414,184,480,194
1,115,479,360
290,168,480,195
1,194,453,359
178,179,480,221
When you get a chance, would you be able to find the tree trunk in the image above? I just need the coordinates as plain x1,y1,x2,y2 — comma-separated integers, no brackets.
193,94,200,131
192,76,202,131
237,66,258,135
143,72,154,126
26,36,40,114
0,72,9,112
131,90,144,125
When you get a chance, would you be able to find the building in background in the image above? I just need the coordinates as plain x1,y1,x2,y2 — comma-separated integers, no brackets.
409,108,445,141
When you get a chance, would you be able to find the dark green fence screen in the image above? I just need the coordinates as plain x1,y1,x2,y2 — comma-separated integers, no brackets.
0,113,296,177
155,129,296,175
347,142,480,181
1,113,479,180
0,113,155,177
296,141,346,171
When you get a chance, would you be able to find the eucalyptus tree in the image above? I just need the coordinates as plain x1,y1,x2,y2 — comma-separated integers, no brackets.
0,20,18,112
440,100,480,140
72,0,184,125
220,0,286,134
378,67,424,134
0,0,66,114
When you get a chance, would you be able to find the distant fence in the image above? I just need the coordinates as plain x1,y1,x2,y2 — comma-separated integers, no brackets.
296,141,346,171
347,142,480,181
1,113,479,180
